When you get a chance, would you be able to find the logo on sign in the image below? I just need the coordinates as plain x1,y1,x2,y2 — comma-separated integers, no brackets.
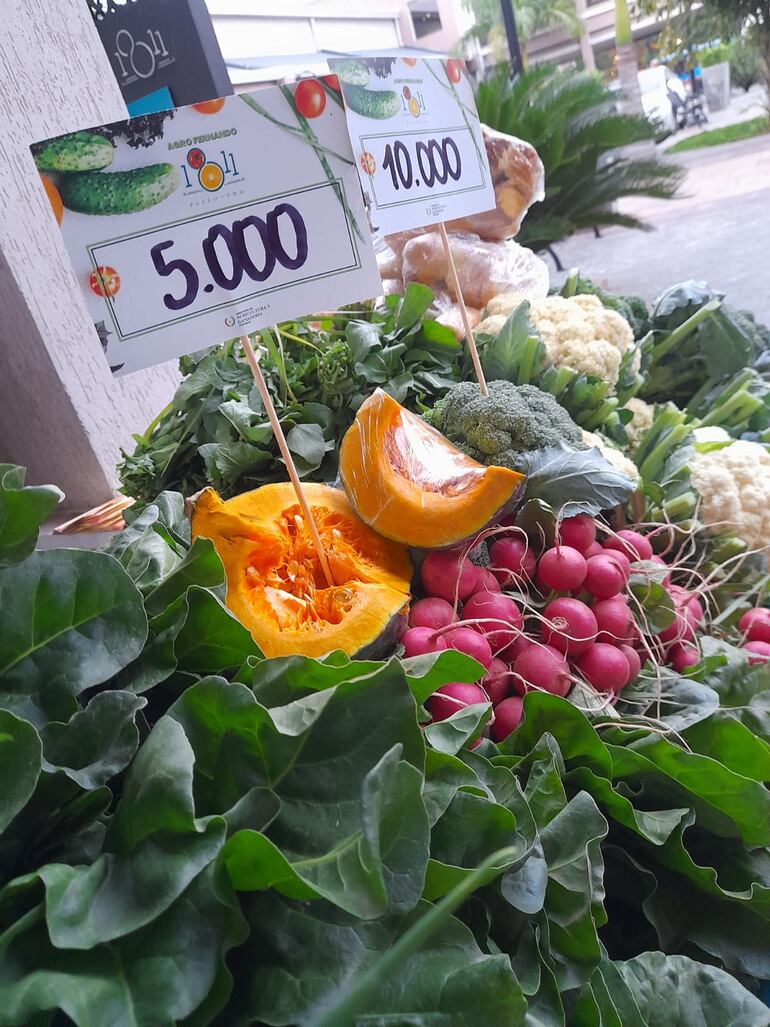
224,315,236,327
401,86,427,119
180,146,241,195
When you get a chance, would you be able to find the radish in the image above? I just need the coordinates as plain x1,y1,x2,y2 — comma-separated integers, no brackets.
443,626,493,668
513,643,571,698
536,545,587,592
427,682,487,721
491,696,524,742
658,606,696,646
576,643,631,693
619,644,642,680
602,549,632,579
584,541,605,559
462,591,523,652
669,642,699,673
593,597,635,644
401,627,447,658
542,597,597,656
604,529,653,562
409,597,456,631
649,555,671,586
489,538,536,588
739,608,770,644
501,633,532,665
558,514,596,554
744,640,770,664
470,568,501,595
584,555,626,600
421,551,477,602
482,657,512,704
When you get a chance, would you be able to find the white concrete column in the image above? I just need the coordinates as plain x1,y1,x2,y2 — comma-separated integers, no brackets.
573,0,596,73
0,0,179,510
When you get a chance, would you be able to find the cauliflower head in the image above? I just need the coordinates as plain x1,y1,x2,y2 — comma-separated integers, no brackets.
623,397,655,452
581,429,640,484
528,294,635,388
690,440,770,552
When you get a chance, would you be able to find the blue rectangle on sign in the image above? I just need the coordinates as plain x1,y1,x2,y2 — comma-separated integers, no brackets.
127,87,175,117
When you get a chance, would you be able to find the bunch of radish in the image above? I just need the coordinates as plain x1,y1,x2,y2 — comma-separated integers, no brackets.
738,607,770,664
402,514,712,745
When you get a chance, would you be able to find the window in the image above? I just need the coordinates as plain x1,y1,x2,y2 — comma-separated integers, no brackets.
409,0,441,39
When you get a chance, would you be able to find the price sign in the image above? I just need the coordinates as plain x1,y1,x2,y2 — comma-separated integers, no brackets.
31,86,380,375
328,56,495,235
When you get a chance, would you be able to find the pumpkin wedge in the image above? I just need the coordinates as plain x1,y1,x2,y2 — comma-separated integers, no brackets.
339,389,524,548
191,483,411,659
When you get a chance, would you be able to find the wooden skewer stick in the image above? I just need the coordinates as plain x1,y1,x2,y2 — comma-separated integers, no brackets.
437,221,488,396
239,333,335,589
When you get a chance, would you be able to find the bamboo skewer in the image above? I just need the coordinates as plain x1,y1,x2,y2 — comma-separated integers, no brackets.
239,333,335,589
437,221,488,396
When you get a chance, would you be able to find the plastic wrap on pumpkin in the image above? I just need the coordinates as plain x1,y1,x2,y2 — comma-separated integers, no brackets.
191,483,411,658
339,389,524,548
400,231,549,310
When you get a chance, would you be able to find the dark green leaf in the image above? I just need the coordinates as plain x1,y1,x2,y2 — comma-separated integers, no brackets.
0,465,63,568
0,711,42,833
518,444,635,517
424,702,491,755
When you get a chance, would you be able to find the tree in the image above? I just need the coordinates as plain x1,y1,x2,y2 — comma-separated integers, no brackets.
614,0,646,118
461,0,580,65
643,0,770,107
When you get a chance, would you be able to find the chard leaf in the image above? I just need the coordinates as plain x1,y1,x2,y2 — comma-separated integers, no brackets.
518,445,635,518
424,702,491,755
0,465,63,568
0,711,42,834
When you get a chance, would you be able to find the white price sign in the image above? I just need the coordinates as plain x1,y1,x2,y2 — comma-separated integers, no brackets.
32,87,380,376
328,56,495,235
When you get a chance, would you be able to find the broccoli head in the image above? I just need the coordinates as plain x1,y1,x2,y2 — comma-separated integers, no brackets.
571,276,651,340
425,380,586,473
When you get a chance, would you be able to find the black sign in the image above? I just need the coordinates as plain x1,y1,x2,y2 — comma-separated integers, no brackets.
88,0,232,109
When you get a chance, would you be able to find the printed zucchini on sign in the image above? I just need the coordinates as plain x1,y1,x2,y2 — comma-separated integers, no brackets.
31,87,380,376
328,56,495,235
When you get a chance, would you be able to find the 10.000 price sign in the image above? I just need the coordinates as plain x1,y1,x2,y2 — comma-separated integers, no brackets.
88,181,359,340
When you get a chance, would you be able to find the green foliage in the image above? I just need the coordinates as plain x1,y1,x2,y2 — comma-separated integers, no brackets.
730,34,763,90
474,67,684,251
667,115,770,152
698,41,731,66
118,285,462,505
0,464,62,567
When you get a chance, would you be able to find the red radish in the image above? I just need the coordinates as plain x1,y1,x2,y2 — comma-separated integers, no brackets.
421,551,477,602
584,555,626,600
409,597,456,631
542,597,597,656
501,634,532,665
482,657,512,704
536,546,587,592
491,696,524,741
513,643,571,698
619,644,642,680
489,538,536,587
739,608,770,644
444,626,493,668
593,598,635,644
604,529,653,562
558,515,596,554
427,682,487,721
576,643,631,693
462,592,523,652
658,607,696,646
584,541,605,559
669,642,699,673
471,568,501,594
744,640,770,664
401,627,447,658
602,549,632,579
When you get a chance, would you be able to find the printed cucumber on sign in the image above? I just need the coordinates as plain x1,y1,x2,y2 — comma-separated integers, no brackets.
31,88,380,376
328,56,495,234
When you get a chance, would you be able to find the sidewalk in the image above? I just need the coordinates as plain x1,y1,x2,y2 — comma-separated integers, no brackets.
659,83,767,151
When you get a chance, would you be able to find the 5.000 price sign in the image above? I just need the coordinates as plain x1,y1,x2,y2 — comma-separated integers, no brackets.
32,87,379,376
329,55,494,235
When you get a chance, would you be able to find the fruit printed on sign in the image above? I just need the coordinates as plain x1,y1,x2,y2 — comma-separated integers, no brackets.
199,162,224,192
40,174,63,224
294,79,326,119
408,97,421,118
192,98,225,114
187,148,205,170
360,151,376,175
89,266,121,297
402,57,417,67
323,74,340,92
445,59,462,83
402,86,411,100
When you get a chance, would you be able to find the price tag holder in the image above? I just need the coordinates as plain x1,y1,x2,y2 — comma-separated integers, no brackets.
31,87,380,375
328,56,495,235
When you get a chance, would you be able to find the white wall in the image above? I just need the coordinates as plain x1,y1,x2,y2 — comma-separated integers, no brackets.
0,0,179,510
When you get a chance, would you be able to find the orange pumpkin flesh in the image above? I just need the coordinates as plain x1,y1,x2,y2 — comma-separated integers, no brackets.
339,389,524,548
191,483,411,658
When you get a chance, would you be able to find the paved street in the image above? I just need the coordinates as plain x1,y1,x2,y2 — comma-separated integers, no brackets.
551,129,770,324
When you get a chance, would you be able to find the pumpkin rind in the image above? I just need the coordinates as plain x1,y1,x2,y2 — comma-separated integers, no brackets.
339,389,524,548
191,483,411,658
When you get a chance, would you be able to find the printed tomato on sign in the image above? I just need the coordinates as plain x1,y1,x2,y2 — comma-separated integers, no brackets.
187,148,206,170
192,98,225,115
89,266,121,297
446,59,462,83
360,152,376,175
294,79,326,119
